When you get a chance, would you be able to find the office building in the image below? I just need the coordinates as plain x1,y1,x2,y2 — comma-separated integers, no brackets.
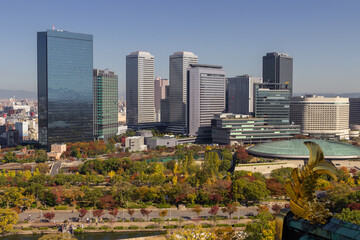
126,51,155,125
15,122,29,140
290,96,350,140
93,69,118,140
125,136,147,152
350,98,360,125
154,77,169,122
168,51,198,134
255,83,291,126
212,113,300,145
147,135,177,149
188,64,226,139
263,52,293,95
37,30,94,146
227,75,262,114
160,85,170,123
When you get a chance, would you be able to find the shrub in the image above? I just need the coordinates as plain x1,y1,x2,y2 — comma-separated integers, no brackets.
114,226,124,230
38,206,48,210
233,223,246,227
38,227,48,230
164,225,178,229
84,227,97,230
128,226,139,229
125,219,130,222
170,218,178,221
233,217,238,220
74,229,84,233
216,224,230,227
99,226,109,230
239,216,244,219
31,203,37,209
54,205,68,210
201,224,212,228
117,219,123,222
157,203,171,208
145,225,158,229
22,227,33,230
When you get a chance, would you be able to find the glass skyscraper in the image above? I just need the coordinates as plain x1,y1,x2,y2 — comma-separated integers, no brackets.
37,30,94,146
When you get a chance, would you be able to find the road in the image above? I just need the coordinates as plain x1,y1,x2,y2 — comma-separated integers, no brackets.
50,161,62,176
19,207,259,223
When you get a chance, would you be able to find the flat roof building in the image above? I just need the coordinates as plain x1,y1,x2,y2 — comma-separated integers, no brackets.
350,98,360,125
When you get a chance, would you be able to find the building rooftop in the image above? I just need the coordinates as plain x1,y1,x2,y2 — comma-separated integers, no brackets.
171,51,197,57
190,64,223,69
127,51,154,57
247,139,360,160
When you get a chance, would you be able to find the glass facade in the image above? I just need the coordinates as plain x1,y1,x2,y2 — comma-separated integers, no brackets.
38,30,94,146
93,69,118,140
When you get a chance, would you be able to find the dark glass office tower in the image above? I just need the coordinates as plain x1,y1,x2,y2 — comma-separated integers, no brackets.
37,30,94,146
263,52,293,96
93,69,118,140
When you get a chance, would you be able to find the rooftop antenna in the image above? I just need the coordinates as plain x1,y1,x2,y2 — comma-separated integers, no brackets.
52,25,55,30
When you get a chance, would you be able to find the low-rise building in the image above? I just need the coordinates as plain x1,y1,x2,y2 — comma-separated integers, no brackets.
147,135,177,149
47,143,67,160
125,136,147,152
211,113,300,145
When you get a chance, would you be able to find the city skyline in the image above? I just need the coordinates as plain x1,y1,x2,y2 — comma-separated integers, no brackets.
1,0,360,97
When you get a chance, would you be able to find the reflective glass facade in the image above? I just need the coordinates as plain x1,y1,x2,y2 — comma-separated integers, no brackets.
38,30,94,146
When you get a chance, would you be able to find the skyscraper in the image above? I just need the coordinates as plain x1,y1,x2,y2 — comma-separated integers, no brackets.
227,75,262,114
263,52,293,96
37,30,93,146
93,69,118,140
349,98,360,125
168,51,198,134
187,64,226,139
126,51,155,125
154,77,169,122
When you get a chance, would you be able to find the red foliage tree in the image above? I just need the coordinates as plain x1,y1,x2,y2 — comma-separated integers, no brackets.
44,212,55,221
99,195,116,209
271,204,282,214
266,178,285,196
208,205,219,216
235,147,251,164
127,208,135,220
78,208,88,221
93,209,104,220
51,186,64,204
108,208,119,221
221,203,238,219
348,203,360,210
140,208,152,221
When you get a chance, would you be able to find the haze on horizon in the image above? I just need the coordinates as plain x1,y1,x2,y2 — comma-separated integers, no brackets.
0,0,359,97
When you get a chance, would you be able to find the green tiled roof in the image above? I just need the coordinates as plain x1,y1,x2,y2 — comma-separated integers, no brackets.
247,139,360,160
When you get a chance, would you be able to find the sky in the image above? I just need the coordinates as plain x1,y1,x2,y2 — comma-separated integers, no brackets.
0,0,359,97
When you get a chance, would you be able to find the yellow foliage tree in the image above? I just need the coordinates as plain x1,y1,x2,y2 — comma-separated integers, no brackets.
0,209,19,234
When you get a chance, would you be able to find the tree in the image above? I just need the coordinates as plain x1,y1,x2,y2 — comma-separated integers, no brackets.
208,205,219,224
244,211,275,240
271,204,282,215
0,209,19,234
36,150,48,163
270,168,292,184
222,203,238,219
93,209,104,221
127,208,135,220
235,147,251,164
39,233,77,240
43,212,55,221
140,208,152,221
334,208,360,225
108,208,118,222
348,203,360,211
159,210,168,221
36,163,50,174
192,205,202,219
78,208,88,221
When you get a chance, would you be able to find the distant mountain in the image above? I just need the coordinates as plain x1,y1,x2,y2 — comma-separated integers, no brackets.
295,93,360,98
0,89,36,99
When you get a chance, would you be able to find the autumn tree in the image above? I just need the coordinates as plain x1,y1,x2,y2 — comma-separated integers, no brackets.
127,208,135,220
222,203,238,219
140,208,152,221
0,209,19,234
208,205,219,223
78,208,88,221
43,212,55,221
93,209,104,221
244,210,275,240
271,204,282,215
235,147,251,164
159,210,168,221
108,208,118,222
36,163,50,174
192,205,202,219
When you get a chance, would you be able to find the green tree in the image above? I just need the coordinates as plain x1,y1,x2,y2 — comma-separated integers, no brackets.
36,149,48,163
0,209,19,234
334,208,360,225
244,211,275,240
270,167,293,184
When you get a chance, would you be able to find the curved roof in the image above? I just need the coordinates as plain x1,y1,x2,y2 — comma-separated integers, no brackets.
247,139,360,160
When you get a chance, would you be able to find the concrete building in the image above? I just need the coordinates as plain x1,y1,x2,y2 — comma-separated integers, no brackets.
263,52,293,96
126,51,155,125
15,122,29,140
93,69,118,140
154,77,169,122
38,30,94,147
187,64,226,139
290,96,350,140
350,98,360,125
168,51,198,134
125,136,147,152
255,83,291,126
147,135,177,149
7,129,20,146
212,113,300,145
47,143,67,160
227,75,262,114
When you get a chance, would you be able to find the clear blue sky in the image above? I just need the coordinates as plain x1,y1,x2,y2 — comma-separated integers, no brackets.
0,0,359,97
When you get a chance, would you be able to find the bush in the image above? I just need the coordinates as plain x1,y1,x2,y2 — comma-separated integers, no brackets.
201,224,212,228
31,203,37,209
233,223,246,227
114,226,124,230
38,206,48,210
216,224,230,227
157,203,171,208
125,219,130,222
38,227,48,230
117,219,123,222
52,227,58,230
128,226,139,229
84,227,97,230
203,205,210,208
99,226,109,230
22,227,33,230
239,216,244,219
145,225,158,229
164,225,178,229
54,205,68,210
74,229,84,233
233,217,238,220
170,218,178,221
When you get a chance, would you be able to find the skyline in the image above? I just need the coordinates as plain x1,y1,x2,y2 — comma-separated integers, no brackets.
1,0,360,97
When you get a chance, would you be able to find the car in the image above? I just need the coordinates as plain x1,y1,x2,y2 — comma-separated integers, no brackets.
181,216,191,220
245,212,255,216
69,217,79,222
40,219,50,222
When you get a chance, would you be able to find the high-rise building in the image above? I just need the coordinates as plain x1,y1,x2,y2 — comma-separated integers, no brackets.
126,51,155,125
254,83,291,126
290,96,350,140
349,98,360,125
15,122,29,140
187,64,226,139
154,77,169,122
37,30,94,146
161,85,170,123
168,51,198,134
93,69,118,140
263,52,293,96
227,75,262,114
